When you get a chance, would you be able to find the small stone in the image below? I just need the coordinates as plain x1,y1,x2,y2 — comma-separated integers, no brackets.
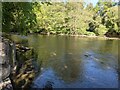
107,66,111,69
84,54,89,57
41,67,43,70
100,61,104,64
64,65,67,69
51,52,56,56
68,53,72,55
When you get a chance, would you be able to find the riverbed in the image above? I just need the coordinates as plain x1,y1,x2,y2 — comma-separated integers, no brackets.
8,34,119,88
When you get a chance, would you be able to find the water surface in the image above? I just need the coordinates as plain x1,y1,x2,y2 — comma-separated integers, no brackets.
10,35,119,88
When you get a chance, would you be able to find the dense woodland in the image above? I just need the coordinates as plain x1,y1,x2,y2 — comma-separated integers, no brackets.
2,0,120,37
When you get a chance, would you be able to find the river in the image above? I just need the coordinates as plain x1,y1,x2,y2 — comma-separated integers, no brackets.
9,34,119,88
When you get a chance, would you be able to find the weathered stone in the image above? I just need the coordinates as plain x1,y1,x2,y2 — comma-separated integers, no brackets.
0,37,39,90
0,39,13,90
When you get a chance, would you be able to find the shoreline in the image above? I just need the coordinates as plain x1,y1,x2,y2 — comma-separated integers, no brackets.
67,35,120,40
33,33,120,40
0,38,39,89
2,32,120,40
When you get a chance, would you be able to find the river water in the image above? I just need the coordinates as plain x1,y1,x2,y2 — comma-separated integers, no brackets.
9,35,119,88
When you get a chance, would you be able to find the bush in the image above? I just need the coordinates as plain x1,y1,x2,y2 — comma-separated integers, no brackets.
95,24,108,36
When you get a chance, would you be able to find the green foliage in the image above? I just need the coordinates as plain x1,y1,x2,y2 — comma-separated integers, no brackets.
2,2,36,34
2,1,119,37
95,24,108,36
87,0,119,37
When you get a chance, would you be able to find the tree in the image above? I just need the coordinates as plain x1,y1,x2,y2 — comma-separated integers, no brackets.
87,0,119,37
86,3,93,11
2,1,119,37
2,2,36,34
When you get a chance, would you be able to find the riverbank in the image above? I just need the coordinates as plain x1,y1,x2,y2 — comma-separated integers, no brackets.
0,37,40,90
0,39,13,90
57,34,120,40
3,32,119,40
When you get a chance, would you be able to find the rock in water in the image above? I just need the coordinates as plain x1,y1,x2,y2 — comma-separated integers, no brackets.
44,81,53,90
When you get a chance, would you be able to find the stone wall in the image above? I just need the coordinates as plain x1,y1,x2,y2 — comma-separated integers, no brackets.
0,37,39,90
0,38,13,90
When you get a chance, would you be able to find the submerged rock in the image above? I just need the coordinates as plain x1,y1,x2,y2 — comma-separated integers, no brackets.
84,52,91,57
44,81,54,90
84,54,89,57
10,45,39,90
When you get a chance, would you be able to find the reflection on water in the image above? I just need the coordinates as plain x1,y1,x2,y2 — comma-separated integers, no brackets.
10,35,119,88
